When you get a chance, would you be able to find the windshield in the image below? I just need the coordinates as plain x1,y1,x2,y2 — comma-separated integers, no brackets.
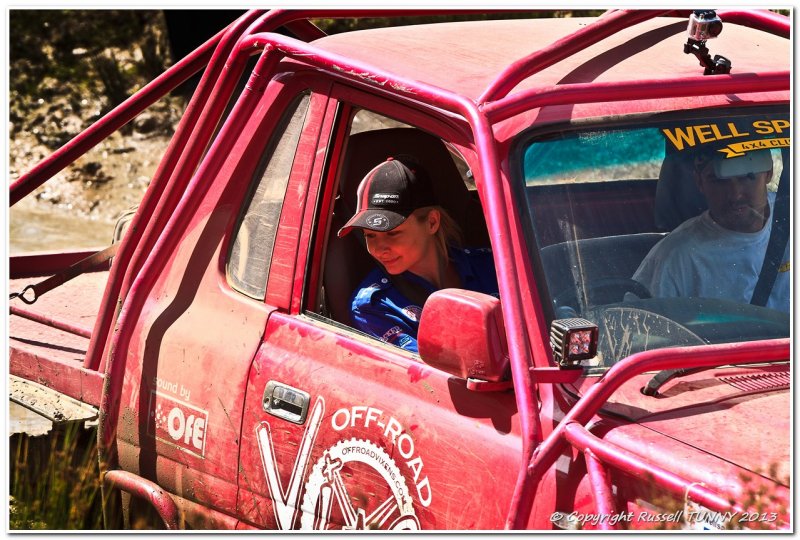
520,109,790,373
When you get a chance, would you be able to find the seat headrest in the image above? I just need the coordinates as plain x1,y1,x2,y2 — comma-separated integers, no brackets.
324,128,488,326
338,128,488,246
654,153,708,231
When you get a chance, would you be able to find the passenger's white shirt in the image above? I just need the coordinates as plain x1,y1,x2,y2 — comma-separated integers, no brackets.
634,193,789,313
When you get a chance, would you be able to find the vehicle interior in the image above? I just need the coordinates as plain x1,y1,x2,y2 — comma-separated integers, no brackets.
312,108,789,369
534,148,715,314
320,119,489,329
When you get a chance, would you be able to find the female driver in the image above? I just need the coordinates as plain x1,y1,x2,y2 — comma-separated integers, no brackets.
338,156,498,353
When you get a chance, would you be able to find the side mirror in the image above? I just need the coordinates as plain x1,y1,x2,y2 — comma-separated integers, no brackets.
418,289,510,386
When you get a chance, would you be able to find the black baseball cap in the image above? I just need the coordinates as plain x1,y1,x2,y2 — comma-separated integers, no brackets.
337,156,436,237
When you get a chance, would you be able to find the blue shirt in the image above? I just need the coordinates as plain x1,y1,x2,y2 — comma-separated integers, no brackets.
350,246,499,353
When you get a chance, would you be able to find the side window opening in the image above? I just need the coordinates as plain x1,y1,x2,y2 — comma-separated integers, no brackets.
316,108,489,334
227,92,312,300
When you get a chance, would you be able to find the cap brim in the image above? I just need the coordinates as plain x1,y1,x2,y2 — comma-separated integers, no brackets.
713,149,772,178
337,209,409,237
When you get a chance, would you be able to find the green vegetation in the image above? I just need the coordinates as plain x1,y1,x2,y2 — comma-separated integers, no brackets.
10,10,604,115
9,423,105,530
9,10,169,113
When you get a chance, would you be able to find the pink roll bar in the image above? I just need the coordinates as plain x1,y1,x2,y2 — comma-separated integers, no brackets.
506,338,788,528
104,469,181,529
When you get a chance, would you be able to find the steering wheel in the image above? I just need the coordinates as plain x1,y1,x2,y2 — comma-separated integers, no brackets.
553,277,652,310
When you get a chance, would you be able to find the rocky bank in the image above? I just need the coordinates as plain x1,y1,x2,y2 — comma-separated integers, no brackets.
9,10,184,251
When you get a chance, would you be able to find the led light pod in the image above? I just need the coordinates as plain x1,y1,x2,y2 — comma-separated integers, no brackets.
550,318,599,368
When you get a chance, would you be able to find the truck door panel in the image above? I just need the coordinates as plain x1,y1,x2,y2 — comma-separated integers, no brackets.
237,93,524,530
239,314,522,530
117,75,328,520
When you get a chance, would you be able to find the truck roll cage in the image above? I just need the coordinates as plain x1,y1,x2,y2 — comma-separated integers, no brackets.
510,338,789,529
9,8,790,531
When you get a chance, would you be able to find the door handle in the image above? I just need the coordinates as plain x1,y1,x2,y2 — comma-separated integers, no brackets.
263,381,310,424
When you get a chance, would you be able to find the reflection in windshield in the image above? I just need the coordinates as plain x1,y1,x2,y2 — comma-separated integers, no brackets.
522,111,790,370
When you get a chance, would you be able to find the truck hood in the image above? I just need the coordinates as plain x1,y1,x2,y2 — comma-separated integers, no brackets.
637,389,790,484
574,366,790,484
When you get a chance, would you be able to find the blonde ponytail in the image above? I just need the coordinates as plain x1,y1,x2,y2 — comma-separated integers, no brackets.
415,206,463,261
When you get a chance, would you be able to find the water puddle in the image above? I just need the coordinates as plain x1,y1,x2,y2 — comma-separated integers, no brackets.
9,205,113,254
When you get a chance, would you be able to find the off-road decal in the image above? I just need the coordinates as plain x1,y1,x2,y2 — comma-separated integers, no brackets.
256,397,324,530
330,406,431,508
299,439,420,530
255,397,429,530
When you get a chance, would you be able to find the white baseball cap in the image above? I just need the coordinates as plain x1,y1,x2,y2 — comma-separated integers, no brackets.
713,149,772,179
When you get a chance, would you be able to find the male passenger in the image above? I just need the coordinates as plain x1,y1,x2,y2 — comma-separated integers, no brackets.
634,148,789,312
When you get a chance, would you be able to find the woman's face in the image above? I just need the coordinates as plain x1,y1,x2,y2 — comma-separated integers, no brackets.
364,209,440,276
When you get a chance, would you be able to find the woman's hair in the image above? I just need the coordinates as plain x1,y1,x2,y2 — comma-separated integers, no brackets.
414,206,463,260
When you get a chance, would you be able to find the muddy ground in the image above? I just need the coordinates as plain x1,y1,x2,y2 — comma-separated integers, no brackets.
9,98,182,252
8,11,184,252
9,10,595,253
8,11,600,253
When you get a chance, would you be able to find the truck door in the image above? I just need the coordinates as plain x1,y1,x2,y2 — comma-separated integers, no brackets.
237,87,524,530
116,74,331,527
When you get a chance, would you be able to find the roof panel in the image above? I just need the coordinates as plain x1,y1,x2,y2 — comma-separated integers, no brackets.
312,16,790,104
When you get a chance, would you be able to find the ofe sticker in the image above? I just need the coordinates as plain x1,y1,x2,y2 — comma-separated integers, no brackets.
147,390,208,458
661,119,790,156
256,397,428,530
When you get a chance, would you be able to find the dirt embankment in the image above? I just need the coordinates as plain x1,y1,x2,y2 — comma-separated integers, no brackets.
9,11,185,251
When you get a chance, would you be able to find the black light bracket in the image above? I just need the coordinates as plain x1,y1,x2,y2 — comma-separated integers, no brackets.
684,38,732,75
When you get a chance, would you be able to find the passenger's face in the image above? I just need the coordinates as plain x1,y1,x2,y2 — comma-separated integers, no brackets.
364,210,439,276
696,164,771,233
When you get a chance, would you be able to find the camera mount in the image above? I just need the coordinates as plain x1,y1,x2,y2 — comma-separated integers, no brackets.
684,39,732,75
683,10,732,75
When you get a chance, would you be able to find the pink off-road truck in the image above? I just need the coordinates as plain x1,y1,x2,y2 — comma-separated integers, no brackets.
9,9,790,530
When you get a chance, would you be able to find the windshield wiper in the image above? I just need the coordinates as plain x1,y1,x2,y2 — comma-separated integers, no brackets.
641,367,708,397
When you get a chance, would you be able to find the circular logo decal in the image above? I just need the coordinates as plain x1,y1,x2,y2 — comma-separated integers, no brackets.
366,214,390,230
300,438,420,530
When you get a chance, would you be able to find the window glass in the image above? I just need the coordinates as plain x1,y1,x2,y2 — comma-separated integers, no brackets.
519,110,790,373
350,109,411,134
524,127,665,185
227,92,311,300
